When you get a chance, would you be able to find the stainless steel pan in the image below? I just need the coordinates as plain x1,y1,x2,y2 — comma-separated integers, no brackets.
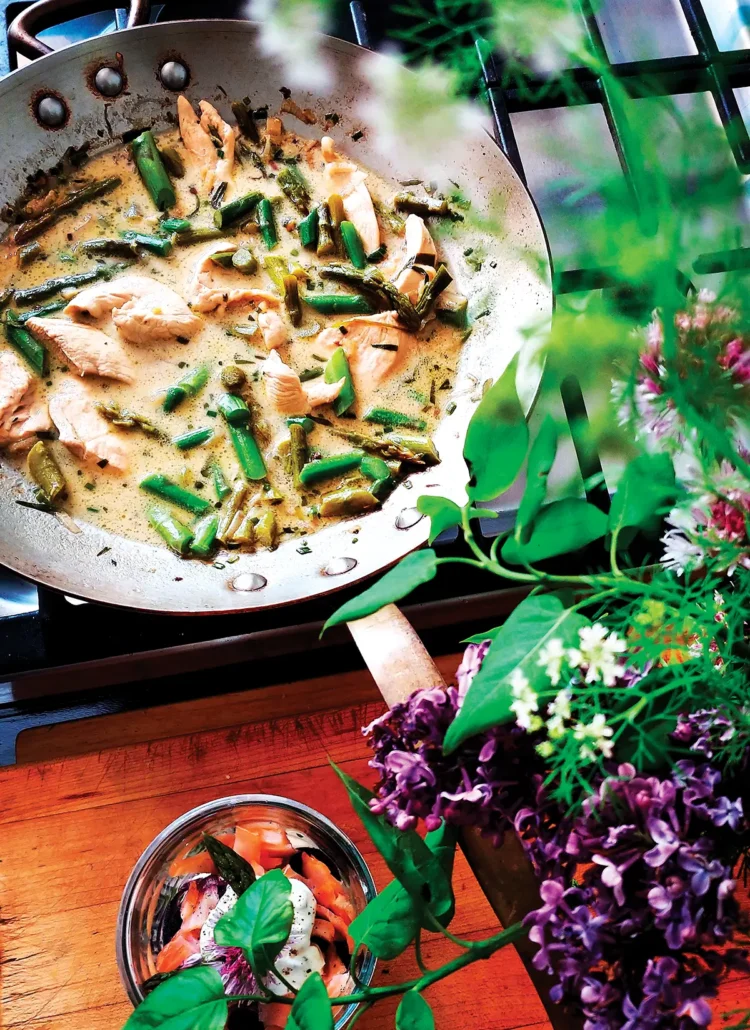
0,1,552,613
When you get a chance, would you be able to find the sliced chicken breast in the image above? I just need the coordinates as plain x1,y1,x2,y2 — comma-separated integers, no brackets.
177,96,236,192
65,275,202,344
256,305,288,350
314,312,416,389
0,349,52,448
321,136,381,257
263,349,344,416
199,101,237,187
393,214,438,303
178,94,217,170
65,275,163,320
26,318,134,383
190,248,287,342
48,377,128,472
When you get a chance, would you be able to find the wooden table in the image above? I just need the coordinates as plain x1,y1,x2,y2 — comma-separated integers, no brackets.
2,659,749,1030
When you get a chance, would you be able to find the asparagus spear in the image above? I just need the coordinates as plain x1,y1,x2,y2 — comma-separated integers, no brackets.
14,265,117,306
217,480,247,541
316,202,336,258
289,422,308,490
320,488,379,517
231,97,260,144
163,365,210,412
217,394,266,479
140,474,212,515
13,177,122,244
220,365,247,392
319,264,420,330
212,463,232,500
27,441,66,503
303,293,374,315
324,424,437,466
282,274,302,327
393,192,456,218
161,216,192,234
277,164,310,213
257,198,277,249
232,247,257,274
120,231,175,257
131,130,176,211
173,427,214,450
255,510,278,549
298,207,319,250
18,242,45,267
415,263,452,319
190,514,220,558
97,402,162,437
147,504,194,554
174,227,235,246
15,300,66,323
159,146,185,178
79,237,140,259
298,451,365,487
363,407,427,431
213,191,263,229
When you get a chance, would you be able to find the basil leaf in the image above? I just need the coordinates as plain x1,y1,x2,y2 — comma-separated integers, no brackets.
608,453,676,536
462,627,504,644
288,972,333,1030
322,549,438,632
515,414,558,543
124,966,227,1030
397,991,435,1030
416,498,497,544
202,833,256,896
332,763,453,921
444,595,589,752
464,356,528,502
214,868,293,978
501,498,607,564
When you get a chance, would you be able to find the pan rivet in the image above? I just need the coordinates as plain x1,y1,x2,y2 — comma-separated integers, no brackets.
395,507,424,530
159,60,189,91
36,96,66,127
94,67,124,97
323,556,357,576
231,572,267,592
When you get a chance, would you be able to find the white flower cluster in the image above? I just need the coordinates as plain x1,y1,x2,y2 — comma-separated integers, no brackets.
508,624,625,764
248,0,334,91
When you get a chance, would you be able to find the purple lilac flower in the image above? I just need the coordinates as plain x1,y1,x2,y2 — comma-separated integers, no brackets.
220,947,258,997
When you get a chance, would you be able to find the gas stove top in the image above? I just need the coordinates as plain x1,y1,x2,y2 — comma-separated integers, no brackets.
1,0,747,763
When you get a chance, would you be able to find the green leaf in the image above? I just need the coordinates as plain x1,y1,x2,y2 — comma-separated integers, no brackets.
397,991,435,1030
322,549,438,632
123,966,227,1030
515,415,558,543
332,763,453,921
464,355,528,502
444,594,589,752
202,833,255,896
288,972,333,1030
608,453,676,537
424,822,457,927
501,498,607,564
214,868,293,978
462,627,504,644
417,496,498,544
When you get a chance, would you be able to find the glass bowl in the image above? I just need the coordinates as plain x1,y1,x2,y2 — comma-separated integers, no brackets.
116,794,377,1029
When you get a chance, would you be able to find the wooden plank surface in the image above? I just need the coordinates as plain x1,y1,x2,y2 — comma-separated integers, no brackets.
3,665,749,1030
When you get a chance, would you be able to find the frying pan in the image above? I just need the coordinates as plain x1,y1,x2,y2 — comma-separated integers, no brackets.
0,0,553,614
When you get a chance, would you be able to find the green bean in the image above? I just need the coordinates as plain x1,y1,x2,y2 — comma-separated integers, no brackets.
146,504,194,554
393,192,451,218
340,220,366,269
159,146,185,178
232,247,257,274
131,130,176,211
161,217,192,234
190,513,219,557
18,242,45,267
97,402,162,436
27,440,66,502
277,164,311,213
324,425,434,466
140,474,212,515
217,480,247,541
298,207,319,250
13,177,122,244
214,191,263,229
316,202,336,258
257,198,277,249
298,450,364,487
360,454,393,498
255,510,278,550
319,488,379,517
220,365,247,393
289,422,308,490
282,273,302,327
319,264,420,330
263,255,288,290
415,263,453,319
173,427,214,450
120,231,175,257
323,347,355,416
14,265,115,307
15,300,66,323
217,393,251,426
212,463,232,501
303,293,374,315
364,407,427,430
5,315,47,375
232,97,260,143
163,365,210,412
175,227,234,246
227,423,266,480
79,237,140,259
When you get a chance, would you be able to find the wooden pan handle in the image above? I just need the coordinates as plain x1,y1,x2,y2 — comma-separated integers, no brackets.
348,603,580,1030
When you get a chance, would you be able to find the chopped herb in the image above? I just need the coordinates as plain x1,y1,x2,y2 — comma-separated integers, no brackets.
97,546,111,556
226,554,239,563
206,409,218,417
177,360,189,368
403,479,413,489
87,506,100,513
446,401,457,415
15,499,54,513
280,86,292,99
84,482,96,491
371,342,399,351
324,112,340,124
399,178,422,186
213,561,226,569
296,541,312,554
311,353,327,362
299,367,323,382
351,129,364,141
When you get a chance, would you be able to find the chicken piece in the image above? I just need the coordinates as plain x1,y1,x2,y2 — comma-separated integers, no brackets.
199,100,237,186
256,304,287,350
65,275,202,345
393,214,438,303
263,115,284,161
177,95,218,179
26,318,133,383
65,275,161,320
320,135,380,256
0,350,51,449
314,312,415,389
190,245,283,323
263,349,344,416
48,377,128,472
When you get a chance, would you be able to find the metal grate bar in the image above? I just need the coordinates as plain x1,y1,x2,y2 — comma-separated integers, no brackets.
475,39,527,183
349,0,370,50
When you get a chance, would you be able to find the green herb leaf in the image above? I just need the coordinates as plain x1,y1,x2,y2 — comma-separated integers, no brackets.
416,496,497,544
123,966,227,1030
214,868,293,978
464,356,528,502
287,971,333,1030
201,833,256,896
444,594,589,752
397,991,435,1030
608,453,677,536
515,415,558,543
332,763,453,921
501,498,607,564
322,549,438,632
